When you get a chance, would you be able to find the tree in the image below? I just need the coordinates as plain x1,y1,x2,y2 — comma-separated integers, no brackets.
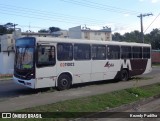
112,32,123,41
38,27,61,33
144,29,160,49
0,25,7,35
49,27,61,33
112,29,160,49
38,29,49,33
123,30,141,42
0,22,17,35
112,30,141,43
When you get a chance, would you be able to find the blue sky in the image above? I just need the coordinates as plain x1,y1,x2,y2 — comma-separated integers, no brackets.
0,0,160,34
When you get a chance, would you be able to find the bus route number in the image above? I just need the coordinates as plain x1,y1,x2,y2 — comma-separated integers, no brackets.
60,63,74,67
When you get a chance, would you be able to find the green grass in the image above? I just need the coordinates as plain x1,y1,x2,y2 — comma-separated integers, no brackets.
24,84,159,113
1,83,160,121
0,75,12,80
152,63,160,66
131,76,153,81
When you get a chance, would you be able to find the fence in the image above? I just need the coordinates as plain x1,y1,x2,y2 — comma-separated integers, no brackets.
152,50,160,63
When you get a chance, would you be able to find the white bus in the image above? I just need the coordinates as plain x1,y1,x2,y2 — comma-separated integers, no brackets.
13,37,152,90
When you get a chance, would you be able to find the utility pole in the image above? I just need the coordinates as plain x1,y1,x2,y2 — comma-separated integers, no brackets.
137,13,153,43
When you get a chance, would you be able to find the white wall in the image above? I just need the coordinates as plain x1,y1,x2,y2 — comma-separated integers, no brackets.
81,31,112,41
0,52,14,74
69,26,82,39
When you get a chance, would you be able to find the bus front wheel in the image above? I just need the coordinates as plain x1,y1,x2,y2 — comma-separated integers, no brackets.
120,69,129,81
57,74,71,90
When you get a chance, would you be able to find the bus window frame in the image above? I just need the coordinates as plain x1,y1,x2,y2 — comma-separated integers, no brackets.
121,46,132,59
92,44,106,60
36,45,56,68
107,45,120,60
132,46,142,59
143,47,151,59
57,43,73,61
74,44,91,61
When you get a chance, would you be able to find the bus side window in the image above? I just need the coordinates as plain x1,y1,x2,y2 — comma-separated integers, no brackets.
143,47,150,59
132,47,142,59
57,43,73,61
107,45,120,60
121,46,132,59
92,45,106,60
37,45,56,67
74,44,91,60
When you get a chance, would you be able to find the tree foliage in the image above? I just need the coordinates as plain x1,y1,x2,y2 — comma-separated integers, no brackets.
38,26,61,33
0,22,16,35
38,29,49,33
0,25,7,35
145,29,160,49
112,29,160,50
49,27,61,32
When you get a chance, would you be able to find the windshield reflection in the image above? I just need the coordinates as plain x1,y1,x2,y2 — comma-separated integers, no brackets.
15,47,34,70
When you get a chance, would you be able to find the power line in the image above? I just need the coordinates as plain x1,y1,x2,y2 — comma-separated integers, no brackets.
0,3,135,24
59,0,139,15
0,3,139,33
144,13,160,33
0,5,136,29
82,0,139,14
0,4,130,26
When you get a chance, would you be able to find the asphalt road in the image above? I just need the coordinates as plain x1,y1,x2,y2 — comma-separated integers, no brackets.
0,66,159,100
0,66,159,112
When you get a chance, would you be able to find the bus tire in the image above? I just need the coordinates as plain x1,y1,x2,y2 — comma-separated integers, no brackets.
57,74,71,91
120,69,129,81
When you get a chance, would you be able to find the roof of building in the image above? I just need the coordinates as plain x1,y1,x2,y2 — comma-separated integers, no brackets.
81,28,111,32
22,32,52,36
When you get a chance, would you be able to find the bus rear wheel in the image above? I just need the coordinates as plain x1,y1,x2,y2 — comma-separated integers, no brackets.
57,74,71,91
120,69,129,81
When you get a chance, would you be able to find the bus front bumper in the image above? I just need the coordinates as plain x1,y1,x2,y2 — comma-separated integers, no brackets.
13,76,36,89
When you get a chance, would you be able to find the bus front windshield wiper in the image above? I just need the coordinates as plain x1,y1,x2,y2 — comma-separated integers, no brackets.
22,47,29,61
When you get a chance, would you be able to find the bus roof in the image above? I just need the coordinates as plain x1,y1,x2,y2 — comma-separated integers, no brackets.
34,37,151,47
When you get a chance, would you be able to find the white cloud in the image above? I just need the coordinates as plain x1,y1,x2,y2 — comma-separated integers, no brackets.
87,23,114,30
139,0,160,3
143,15,160,33
84,15,160,35
112,25,138,35
124,14,130,17
151,0,160,3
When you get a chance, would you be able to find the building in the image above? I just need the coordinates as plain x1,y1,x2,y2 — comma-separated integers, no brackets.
69,26,112,41
21,30,69,38
52,30,69,38
22,32,53,37
0,32,18,74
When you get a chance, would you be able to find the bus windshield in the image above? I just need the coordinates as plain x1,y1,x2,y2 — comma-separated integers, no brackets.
15,47,34,70
14,37,36,80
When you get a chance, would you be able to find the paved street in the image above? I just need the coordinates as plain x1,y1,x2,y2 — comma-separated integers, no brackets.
0,66,159,100
0,66,159,112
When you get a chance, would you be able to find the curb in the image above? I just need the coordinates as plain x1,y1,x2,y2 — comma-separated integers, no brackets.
74,94,160,121
0,78,12,81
